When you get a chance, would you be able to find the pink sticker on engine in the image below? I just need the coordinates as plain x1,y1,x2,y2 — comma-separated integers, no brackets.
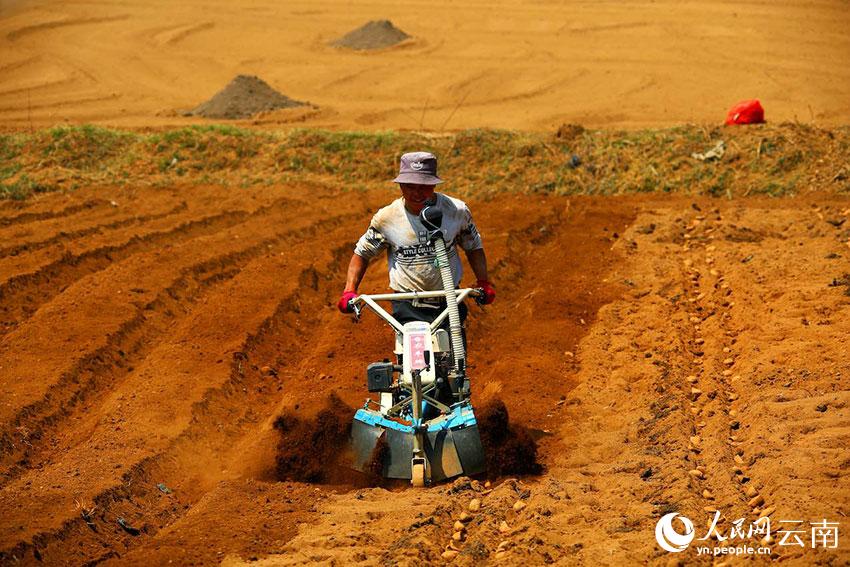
408,332,427,369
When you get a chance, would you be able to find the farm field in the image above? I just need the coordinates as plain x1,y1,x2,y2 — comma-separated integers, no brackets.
0,173,847,564
1,0,849,564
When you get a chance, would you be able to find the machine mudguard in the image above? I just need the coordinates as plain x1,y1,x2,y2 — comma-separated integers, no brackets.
350,405,485,482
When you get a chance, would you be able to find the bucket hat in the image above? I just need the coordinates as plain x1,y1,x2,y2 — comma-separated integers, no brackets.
392,151,443,185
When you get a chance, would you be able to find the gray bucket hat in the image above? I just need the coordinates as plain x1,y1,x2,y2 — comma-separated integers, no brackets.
392,151,443,185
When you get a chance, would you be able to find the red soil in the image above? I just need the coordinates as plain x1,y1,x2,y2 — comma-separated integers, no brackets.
0,184,847,565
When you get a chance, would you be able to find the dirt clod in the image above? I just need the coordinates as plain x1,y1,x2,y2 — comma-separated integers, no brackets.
829,274,850,296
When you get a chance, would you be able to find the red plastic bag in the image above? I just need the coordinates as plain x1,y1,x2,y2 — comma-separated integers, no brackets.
725,99,765,125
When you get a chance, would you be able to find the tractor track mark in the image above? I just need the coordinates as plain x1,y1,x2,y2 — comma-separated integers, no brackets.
0,218,363,565
5,15,130,42
0,202,187,260
0,207,354,485
0,199,110,228
0,198,293,337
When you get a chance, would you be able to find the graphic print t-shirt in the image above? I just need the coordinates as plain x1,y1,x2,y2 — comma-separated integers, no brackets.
354,193,483,292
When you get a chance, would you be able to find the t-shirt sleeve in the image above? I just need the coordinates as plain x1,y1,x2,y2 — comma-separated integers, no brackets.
353,216,388,260
457,205,483,251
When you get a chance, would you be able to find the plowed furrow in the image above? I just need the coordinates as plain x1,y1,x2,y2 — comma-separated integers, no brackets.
0,199,356,443
472,199,635,434
0,211,346,485
0,202,187,259
490,203,566,288
0,219,365,564
0,197,294,336
0,199,110,228
0,265,217,484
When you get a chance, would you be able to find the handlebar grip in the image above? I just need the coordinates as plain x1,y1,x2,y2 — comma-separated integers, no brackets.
472,287,487,305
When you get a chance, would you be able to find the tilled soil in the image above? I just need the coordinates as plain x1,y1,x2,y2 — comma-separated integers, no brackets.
0,186,848,565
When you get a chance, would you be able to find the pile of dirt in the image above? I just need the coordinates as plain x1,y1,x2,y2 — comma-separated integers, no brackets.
477,398,543,478
191,75,306,119
331,20,410,50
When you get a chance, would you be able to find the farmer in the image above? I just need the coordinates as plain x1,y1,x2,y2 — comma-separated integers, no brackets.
337,151,495,325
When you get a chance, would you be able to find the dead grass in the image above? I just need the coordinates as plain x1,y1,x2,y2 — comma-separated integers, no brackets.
1,123,848,200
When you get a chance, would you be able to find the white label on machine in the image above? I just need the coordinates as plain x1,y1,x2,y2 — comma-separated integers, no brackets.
409,332,427,369
402,321,436,386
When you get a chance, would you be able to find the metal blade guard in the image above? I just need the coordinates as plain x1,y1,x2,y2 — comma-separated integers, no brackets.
351,403,484,481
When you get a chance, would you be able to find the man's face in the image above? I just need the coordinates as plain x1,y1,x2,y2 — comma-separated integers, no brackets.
400,183,436,213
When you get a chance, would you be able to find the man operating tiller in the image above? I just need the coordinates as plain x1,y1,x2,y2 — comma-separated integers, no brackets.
337,151,495,486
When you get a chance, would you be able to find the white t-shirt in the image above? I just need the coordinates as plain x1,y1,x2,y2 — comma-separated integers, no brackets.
354,193,483,292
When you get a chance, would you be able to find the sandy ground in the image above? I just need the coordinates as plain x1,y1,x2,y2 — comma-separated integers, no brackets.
0,184,848,565
1,0,850,131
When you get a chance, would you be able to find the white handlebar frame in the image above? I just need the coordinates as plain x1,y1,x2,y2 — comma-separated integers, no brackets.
351,288,481,334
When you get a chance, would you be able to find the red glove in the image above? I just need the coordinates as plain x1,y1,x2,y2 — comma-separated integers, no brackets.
475,280,496,305
337,290,358,313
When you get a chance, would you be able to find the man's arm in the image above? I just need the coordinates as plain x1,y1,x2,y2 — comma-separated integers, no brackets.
340,217,385,313
464,248,489,282
344,253,369,292
337,253,369,313
464,247,495,304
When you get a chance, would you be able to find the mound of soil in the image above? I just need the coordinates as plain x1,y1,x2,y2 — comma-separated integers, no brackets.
192,75,306,119
331,20,410,50
477,398,543,477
